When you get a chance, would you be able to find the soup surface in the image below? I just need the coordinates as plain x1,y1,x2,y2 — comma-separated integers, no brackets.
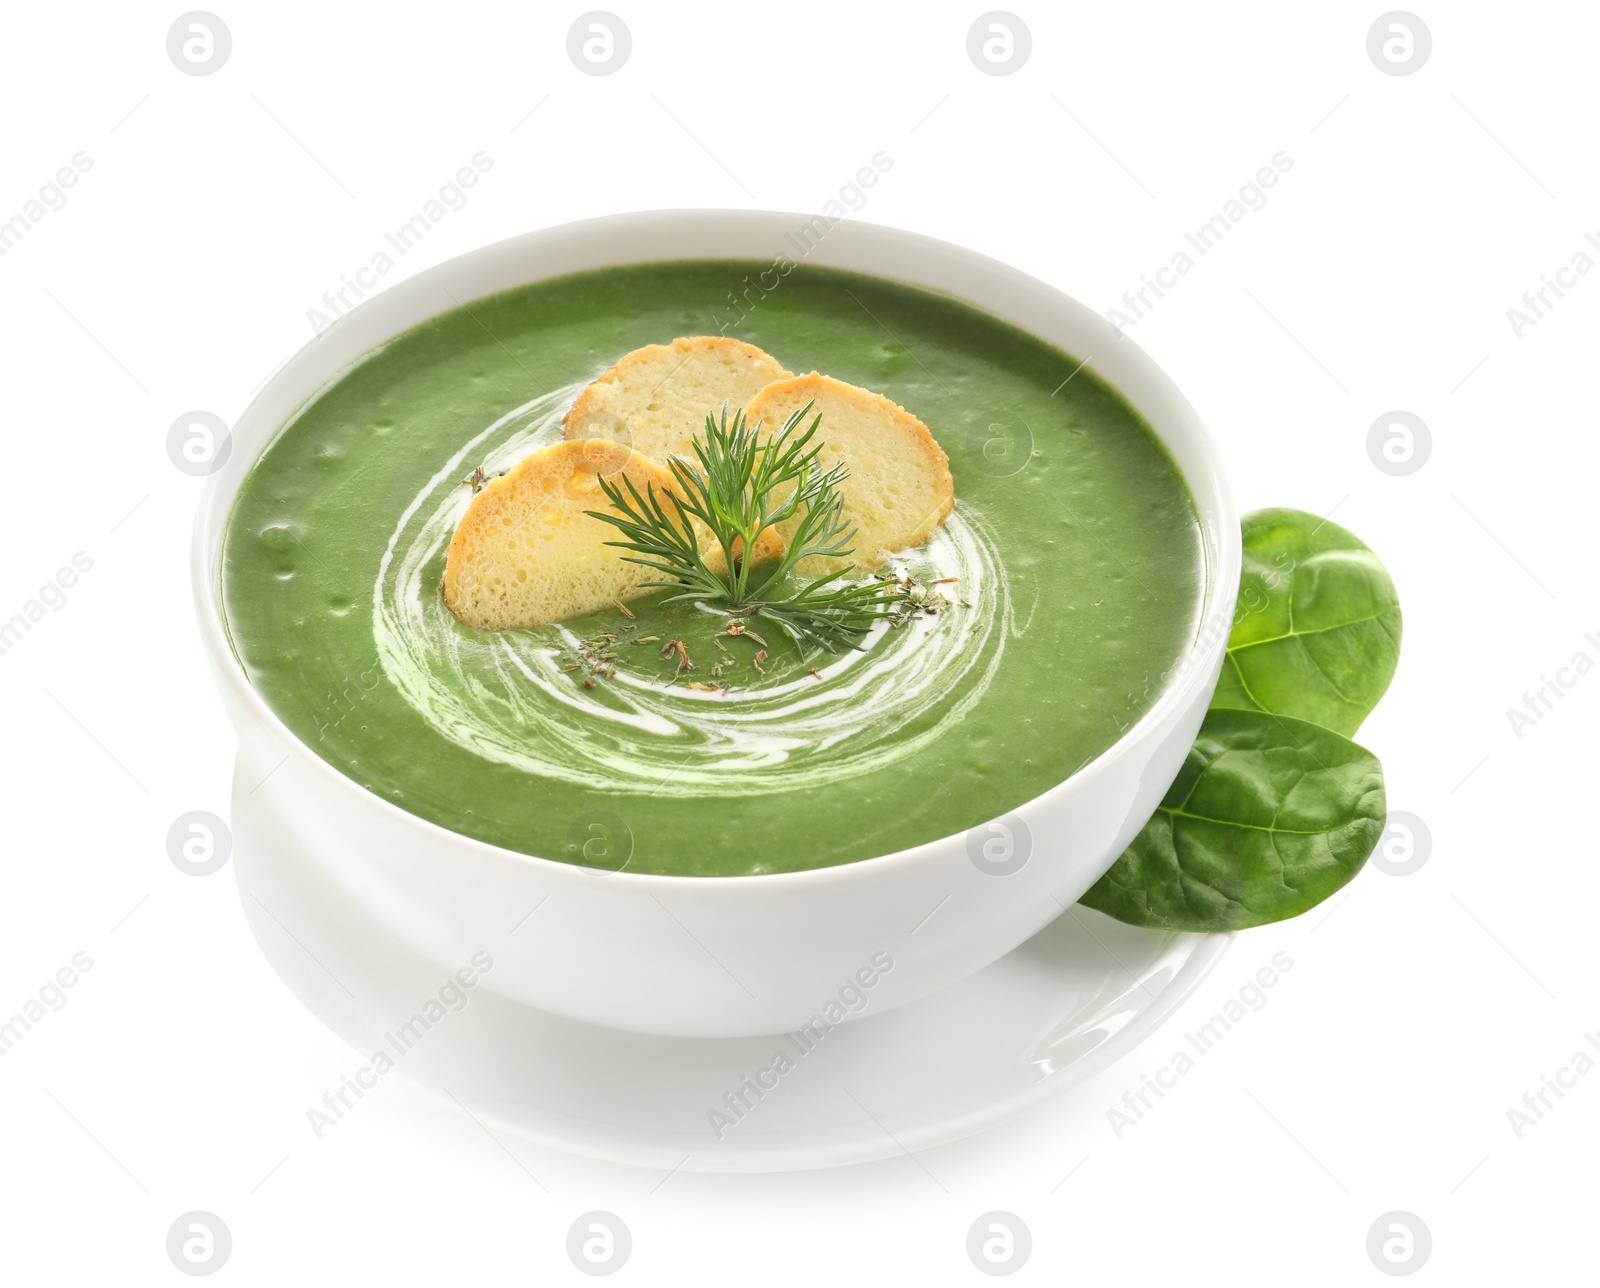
222,261,1205,875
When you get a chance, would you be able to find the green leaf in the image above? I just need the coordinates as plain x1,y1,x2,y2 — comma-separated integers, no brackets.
1079,708,1386,932
1212,507,1401,737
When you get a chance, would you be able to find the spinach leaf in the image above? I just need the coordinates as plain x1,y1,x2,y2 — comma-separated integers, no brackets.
1211,507,1401,737
1079,708,1385,932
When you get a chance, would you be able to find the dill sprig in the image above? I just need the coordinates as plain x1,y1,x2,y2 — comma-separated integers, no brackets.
587,402,896,652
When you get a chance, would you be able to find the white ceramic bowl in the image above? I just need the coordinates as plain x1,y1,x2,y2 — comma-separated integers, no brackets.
194,210,1239,1038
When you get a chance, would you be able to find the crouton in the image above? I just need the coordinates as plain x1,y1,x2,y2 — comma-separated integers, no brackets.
564,335,792,464
743,373,953,574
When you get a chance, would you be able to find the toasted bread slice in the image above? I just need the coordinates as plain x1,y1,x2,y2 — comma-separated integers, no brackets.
444,440,672,629
564,336,792,464
743,373,954,574
443,439,780,630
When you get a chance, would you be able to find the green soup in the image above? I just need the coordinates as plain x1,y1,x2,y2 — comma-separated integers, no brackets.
221,261,1204,876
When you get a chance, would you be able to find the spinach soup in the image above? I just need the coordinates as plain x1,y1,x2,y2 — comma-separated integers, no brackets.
221,262,1205,876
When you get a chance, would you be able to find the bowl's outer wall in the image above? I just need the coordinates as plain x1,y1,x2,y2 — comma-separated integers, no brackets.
198,212,1239,1037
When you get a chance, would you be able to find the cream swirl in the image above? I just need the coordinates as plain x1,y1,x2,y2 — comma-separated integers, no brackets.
373,384,1009,796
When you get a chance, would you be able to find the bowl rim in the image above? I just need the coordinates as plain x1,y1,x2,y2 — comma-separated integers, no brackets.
193,208,1240,894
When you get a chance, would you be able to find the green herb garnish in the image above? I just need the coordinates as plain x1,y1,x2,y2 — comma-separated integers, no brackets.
462,465,508,493
587,402,896,652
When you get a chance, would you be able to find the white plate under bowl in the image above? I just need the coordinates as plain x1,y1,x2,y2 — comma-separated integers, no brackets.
234,759,1233,1173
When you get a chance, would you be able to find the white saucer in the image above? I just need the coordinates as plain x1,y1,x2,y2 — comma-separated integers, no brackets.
232,762,1233,1173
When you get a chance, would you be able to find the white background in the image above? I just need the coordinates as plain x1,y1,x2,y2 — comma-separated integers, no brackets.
2,1,1595,1282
